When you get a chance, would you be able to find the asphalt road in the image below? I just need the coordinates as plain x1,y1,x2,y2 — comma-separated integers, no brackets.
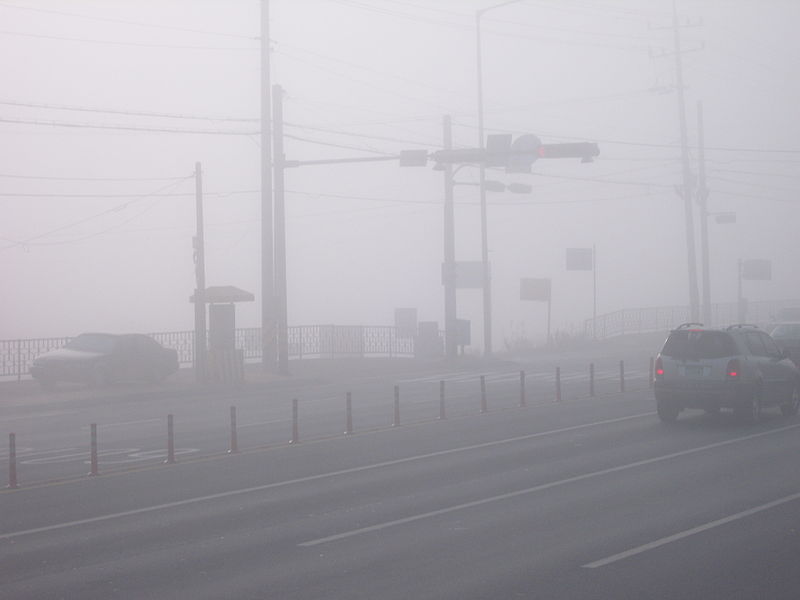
1,351,652,484
5,340,800,598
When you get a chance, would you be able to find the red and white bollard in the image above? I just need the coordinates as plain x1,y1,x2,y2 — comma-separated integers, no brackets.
556,367,562,402
164,414,176,464
439,380,446,420
229,406,239,454
89,423,99,476
393,386,400,427
290,399,299,444
8,433,18,489
345,392,353,435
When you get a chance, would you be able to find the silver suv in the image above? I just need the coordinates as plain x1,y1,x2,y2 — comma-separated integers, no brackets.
654,323,800,423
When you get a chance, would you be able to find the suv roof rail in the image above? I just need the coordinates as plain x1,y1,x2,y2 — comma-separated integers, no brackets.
675,322,704,330
725,323,760,331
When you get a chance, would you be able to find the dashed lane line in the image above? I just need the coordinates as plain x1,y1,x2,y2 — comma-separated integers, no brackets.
298,422,800,547
0,412,652,541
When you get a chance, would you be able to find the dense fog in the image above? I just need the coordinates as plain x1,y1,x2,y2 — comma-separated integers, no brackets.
2,0,798,351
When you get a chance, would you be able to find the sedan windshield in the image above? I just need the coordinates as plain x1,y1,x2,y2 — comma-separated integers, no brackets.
65,334,117,354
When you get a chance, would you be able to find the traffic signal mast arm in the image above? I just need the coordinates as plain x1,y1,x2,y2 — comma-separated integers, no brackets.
433,135,599,171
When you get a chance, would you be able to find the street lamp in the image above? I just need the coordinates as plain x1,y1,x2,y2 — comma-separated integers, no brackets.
476,0,528,356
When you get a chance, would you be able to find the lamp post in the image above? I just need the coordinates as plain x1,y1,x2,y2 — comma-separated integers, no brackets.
476,0,527,356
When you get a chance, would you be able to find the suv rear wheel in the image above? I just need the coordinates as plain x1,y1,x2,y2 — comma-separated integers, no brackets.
737,389,762,424
657,399,680,423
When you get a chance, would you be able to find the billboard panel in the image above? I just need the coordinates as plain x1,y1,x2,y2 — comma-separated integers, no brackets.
566,247,594,271
741,259,771,281
520,278,551,302
442,261,486,289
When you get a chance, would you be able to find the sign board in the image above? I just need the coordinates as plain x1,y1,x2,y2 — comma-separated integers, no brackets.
209,303,235,352
520,278,551,302
395,308,417,336
566,247,593,271
741,259,771,281
442,261,486,289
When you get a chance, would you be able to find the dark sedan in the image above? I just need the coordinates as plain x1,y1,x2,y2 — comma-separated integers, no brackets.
30,332,179,389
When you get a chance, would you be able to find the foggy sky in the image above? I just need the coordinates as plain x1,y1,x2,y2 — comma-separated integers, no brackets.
2,0,799,350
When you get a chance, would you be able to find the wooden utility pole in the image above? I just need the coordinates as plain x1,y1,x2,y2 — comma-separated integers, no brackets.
193,162,207,382
697,101,711,325
672,0,700,321
273,84,289,376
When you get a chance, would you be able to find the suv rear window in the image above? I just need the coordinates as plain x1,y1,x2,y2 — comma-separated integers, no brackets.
661,330,737,359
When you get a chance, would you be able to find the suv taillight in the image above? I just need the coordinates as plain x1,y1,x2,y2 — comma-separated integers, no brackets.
726,358,740,378
655,356,664,378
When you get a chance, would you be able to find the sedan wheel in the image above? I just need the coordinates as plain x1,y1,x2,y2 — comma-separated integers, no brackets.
781,385,800,417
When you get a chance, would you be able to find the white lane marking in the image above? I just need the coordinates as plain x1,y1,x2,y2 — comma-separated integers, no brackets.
239,418,290,429
97,448,200,464
80,419,161,430
298,423,800,547
22,448,139,465
583,491,800,568
0,412,652,540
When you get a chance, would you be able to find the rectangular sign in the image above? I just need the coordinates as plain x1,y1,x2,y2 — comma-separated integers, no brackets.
443,261,486,289
394,308,417,336
741,259,771,281
566,247,593,271
520,278,551,302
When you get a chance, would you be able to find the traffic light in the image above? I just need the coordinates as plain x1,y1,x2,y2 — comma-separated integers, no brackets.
432,136,599,169
506,134,542,173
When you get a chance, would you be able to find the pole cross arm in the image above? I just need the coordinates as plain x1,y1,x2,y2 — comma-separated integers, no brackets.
537,142,600,162
433,139,600,170
432,147,488,165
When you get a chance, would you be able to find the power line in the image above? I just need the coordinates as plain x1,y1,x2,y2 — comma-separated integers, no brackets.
0,116,258,135
0,1,258,40
0,172,190,182
1,176,193,250
0,99,258,123
283,133,395,156
0,29,256,51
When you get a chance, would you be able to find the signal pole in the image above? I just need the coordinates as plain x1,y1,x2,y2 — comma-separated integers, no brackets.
260,0,276,372
442,116,457,359
193,162,207,383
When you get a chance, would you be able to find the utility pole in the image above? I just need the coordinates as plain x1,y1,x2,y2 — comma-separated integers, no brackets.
193,161,207,383
442,116,457,360
273,84,289,376
672,0,700,321
260,0,276,372
475,10,492,357
697,101,711,325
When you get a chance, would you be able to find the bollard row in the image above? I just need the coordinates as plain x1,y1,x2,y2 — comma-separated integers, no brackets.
5,360,648,488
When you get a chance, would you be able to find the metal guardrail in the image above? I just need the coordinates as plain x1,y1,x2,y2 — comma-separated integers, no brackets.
585,299,800,339
0,325,417,381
